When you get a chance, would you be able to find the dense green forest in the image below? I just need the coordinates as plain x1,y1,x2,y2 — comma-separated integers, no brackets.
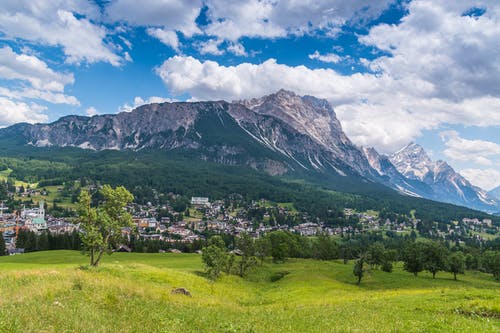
0,138,498,226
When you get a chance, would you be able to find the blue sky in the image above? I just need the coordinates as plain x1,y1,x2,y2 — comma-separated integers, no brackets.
0,0,499,190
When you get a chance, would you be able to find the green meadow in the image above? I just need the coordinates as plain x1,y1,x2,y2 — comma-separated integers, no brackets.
0,251,498,333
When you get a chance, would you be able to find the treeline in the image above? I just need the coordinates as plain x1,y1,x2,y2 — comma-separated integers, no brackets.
0,144,497,229
15,229,81,252
201,231,500,282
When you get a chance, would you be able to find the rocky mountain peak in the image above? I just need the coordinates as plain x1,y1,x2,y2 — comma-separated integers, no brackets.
390,142,434,181
239,90,348,151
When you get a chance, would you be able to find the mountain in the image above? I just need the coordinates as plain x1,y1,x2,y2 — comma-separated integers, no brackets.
0,90,376,179
489,186,500,201
387,143,499,213
0,89,497,213
362,147,433,198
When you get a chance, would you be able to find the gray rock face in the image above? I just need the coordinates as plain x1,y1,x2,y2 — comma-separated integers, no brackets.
1,91,375,178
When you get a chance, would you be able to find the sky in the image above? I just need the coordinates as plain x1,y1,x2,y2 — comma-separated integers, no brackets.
0,0,499,190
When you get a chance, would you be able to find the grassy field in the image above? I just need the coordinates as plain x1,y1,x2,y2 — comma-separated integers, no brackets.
20,185,77,209
0,169,34,188
0,251,498,333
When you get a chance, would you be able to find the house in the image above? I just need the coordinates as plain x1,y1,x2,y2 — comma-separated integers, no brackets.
191,197,210,206
8,248,25,255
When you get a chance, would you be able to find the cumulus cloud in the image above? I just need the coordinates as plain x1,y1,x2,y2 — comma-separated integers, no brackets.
106,0,201,50
147,28,180,50
308,50,345,64
0,46,79,106
440,130,500,166
105,0,394,54
85,107,99,117
119,96,176,113
0,46,74,92
155,55,500,152
360,0,500,102
153,1,500,153
197,39,225,56
0,0,122,66
460,168,500,191
203,0,396,41
0,97,48,127
106,0,202,37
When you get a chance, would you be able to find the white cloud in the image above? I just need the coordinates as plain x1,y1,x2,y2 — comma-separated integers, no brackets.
197,39,225,55
0,97,48,127
106,0,202,37
460,168,500,191
204,0,395,41
119,96,175,113
0,46,74,92
0,1,122,66
85,107,99,117
156,55,500,152
0,46,79,105
440,130,500,166
227,42,247,57
360,0,500,102
308,50,344,63
147,28,180,50
106,0,201,50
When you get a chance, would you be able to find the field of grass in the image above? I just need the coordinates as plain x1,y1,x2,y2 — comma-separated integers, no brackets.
0,169,34,188
0,251,498,332
20,185,76,209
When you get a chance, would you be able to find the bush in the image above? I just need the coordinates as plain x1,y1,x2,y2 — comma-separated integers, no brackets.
270,270,290,282
381,261,393,273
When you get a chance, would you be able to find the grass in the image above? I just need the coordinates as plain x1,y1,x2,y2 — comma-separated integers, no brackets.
0,251,498,332
0,168,34,188
26,185,76,209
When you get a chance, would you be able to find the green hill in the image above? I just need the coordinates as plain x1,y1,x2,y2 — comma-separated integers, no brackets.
0,251,498,332
0,141,497,225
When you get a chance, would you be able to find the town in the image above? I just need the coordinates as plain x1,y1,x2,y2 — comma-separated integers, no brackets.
1,187,498,254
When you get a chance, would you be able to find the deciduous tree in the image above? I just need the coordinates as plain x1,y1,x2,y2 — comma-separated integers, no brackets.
78,185,133,267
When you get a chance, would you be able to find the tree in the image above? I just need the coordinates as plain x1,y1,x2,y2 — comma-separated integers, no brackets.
381,260,393,273
353,256,366,285
202,236,228,281
269,231,290,263
255,236,271,265
422,241,448,279
482,251,500,281
0,231,5,255
402,242,425,277
236,233,258,277
312,233,338,260
339,240,357,264
447,252,465,280
366,242,385,269
78,185,134,267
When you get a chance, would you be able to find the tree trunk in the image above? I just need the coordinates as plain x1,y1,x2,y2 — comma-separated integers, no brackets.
90,248,94,266
414,272,418,277
357,276,361,285
94,249,105,267
432,272,436,279
454,272,457,280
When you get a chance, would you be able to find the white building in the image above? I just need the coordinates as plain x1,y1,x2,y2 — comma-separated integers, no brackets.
22,201,47,232
191,197,210,206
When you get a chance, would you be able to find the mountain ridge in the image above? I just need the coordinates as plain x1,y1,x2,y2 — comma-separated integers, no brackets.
1,90,498,213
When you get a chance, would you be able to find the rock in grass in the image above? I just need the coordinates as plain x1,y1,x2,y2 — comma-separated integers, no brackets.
171,288,191,296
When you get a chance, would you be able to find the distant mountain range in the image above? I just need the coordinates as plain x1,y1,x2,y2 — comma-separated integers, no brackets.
489,186,500,201
1,89,498,213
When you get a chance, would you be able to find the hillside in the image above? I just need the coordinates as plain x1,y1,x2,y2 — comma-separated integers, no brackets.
1,90,496,213
0,141,497,225
0,251,498,332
